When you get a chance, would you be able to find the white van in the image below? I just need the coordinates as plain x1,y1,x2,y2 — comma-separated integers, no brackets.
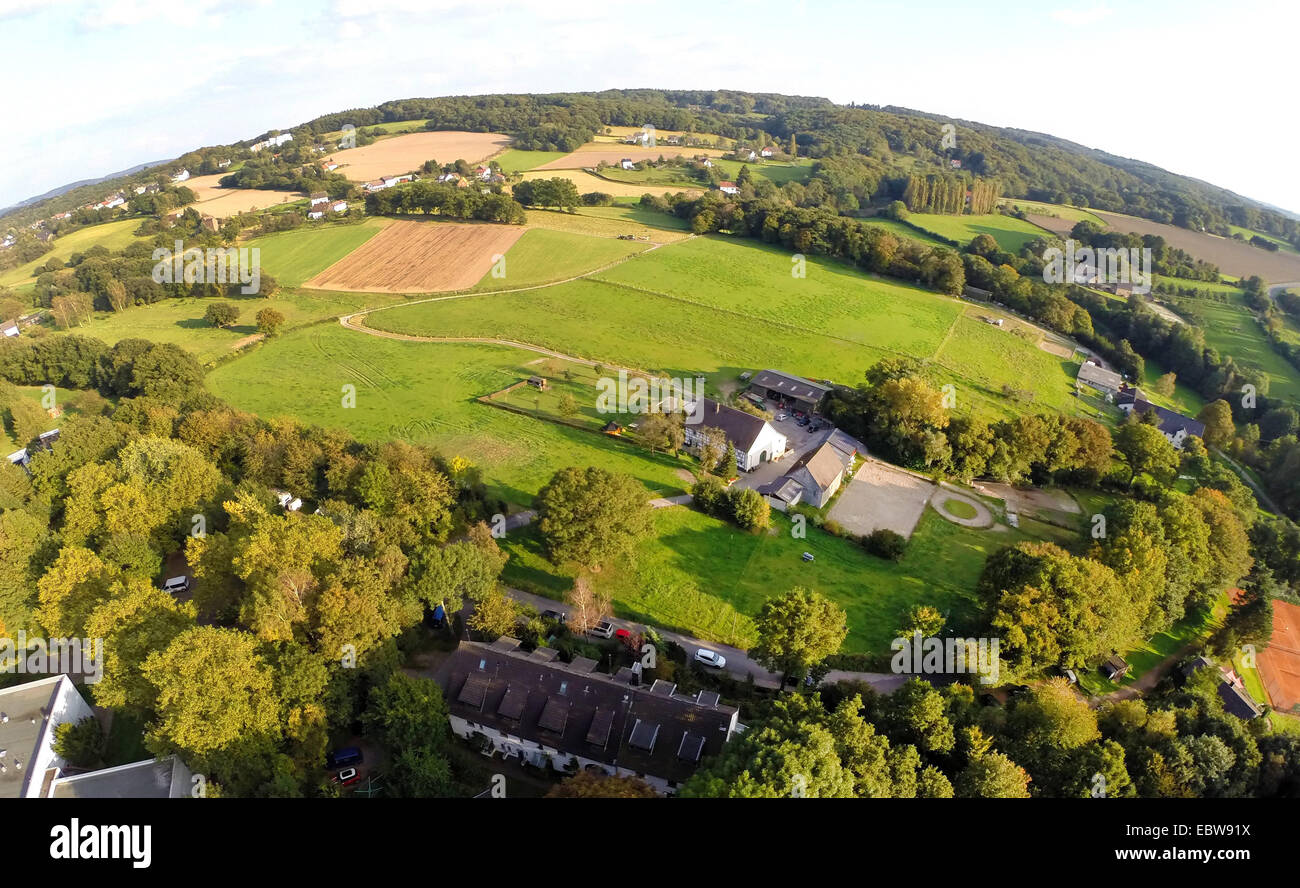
162,576,190,594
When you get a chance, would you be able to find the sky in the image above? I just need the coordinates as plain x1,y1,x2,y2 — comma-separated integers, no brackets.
1,0,1297,214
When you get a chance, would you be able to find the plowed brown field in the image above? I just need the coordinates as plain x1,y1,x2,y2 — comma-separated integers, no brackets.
303,219,525,293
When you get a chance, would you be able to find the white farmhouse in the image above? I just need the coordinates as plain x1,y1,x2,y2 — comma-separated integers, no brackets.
683,398,787,471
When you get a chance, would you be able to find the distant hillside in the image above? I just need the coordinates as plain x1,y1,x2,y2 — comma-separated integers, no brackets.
2,159,169,215
4,89,1296,247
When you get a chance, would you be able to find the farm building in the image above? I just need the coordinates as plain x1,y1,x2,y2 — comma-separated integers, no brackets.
435,638,739,795
620,158,636,170
761,146,775,157
0,675,95,799
170,168,190,183
747,369,831,415
759,440,848,509
1117,393,1205,449
1075,360,1124,398
717,181,739,195
309,191,329,206
2,319,19,338
683,398,787,471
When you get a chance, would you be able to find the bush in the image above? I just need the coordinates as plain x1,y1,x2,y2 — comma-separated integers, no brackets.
862,528,907,561
204,302,239,328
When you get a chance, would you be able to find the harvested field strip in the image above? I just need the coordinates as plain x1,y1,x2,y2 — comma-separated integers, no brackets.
304,220,526,293
335,131,510,183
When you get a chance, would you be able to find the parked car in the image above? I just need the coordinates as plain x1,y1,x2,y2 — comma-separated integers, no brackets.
326,747,363,769
802,552,815,562
541,609,568,624
332,768,360,786
694,648,727,668
589,620,614,639
776,413,787,421
161,576,190,594
615,628,632,639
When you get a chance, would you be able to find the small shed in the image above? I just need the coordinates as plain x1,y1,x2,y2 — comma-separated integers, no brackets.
1101,654,1129,681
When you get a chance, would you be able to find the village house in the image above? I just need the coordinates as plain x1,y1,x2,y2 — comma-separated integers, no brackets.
620,158,636,170
435,638,740,794
1117,392,1205,449
309,191,329,206
747,368,831,416
1075,359,1124,399
683,398,787,471
717,181,739,195
760,146,775,157
2,318,19,338
250,133,293,152
759,440,848,509
170,168,190,183
308,200,347,219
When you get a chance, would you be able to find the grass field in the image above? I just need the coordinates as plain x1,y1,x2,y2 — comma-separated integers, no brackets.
1180,293,1300,400
246,218,391,287
501,506,1021,653
470,228,651,291
517,169,702,199
0,219,147,288
495,149,568,173
859,217,949,246
523,208,691,240
1227,225,1300,256
0,384,88,453
569,205,691,232
206,325,695,508
998,199,1104,226
713,158,813,185
364,234,1077,419
908,213,1049,253
72,289,397,364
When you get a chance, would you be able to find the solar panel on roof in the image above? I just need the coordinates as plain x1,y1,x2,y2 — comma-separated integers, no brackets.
458,674,490,708
538,696,569,734
678,733,705,762
497,685,528,721
629,719,659,752
586,709,614,747
696,691,721,707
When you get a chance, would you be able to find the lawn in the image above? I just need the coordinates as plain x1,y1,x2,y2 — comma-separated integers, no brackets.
908,213,1049,253
206,325,696,508
1138,356,1207,417
0,219,149,288
0,384,93,453
244,218,391,287
1076,593,1227,696
500,505,1012,653
71,288,400,365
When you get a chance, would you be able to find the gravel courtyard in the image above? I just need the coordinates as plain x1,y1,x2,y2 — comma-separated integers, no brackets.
828,459,936,538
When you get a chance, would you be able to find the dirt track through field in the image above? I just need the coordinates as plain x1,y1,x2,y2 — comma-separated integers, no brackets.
305,220,526,293
534,147,725,170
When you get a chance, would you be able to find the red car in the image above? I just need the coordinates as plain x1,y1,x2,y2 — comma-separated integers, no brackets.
615,628,632,639
332,768,361,787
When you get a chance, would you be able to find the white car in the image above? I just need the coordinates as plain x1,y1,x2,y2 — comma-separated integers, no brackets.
694,648,727,669
776,413,787,421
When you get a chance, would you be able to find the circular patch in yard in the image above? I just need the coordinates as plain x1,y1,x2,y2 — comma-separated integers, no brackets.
930,487,994,528
942,498,978,520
